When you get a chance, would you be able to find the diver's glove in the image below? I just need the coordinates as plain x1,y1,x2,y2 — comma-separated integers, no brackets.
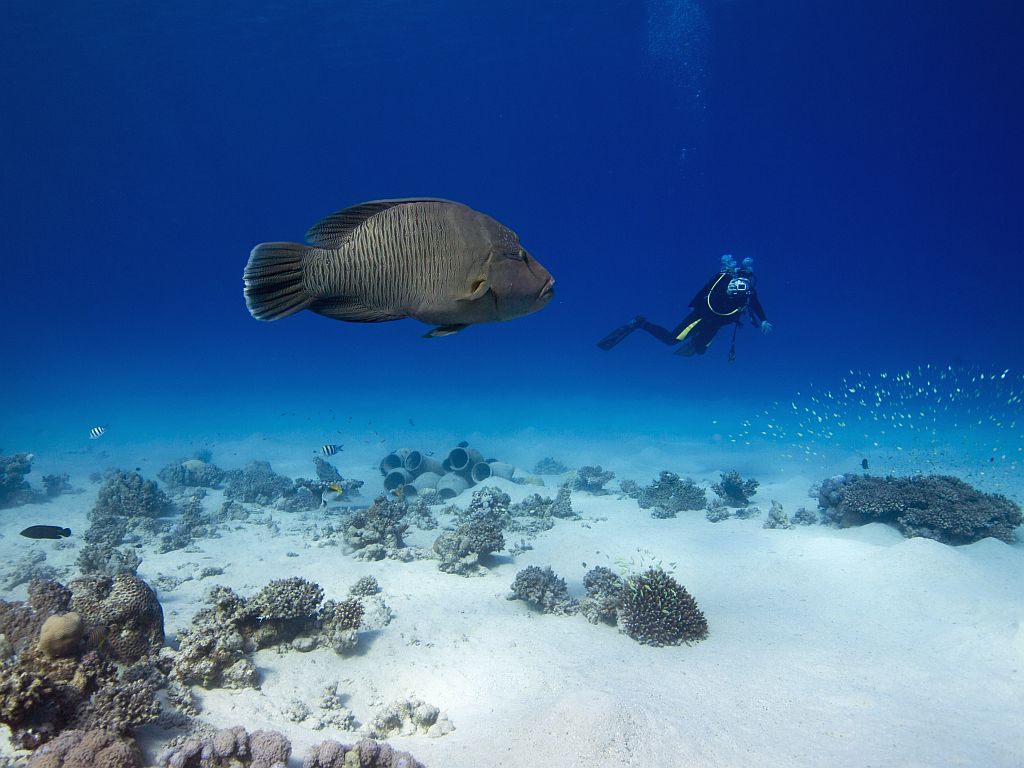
760,321,773,335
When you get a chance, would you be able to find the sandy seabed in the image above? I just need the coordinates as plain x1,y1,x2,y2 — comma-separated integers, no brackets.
1,424,1021,768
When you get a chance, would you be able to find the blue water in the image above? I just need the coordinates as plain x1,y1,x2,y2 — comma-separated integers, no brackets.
2,0,1022,444
3,5,1024,765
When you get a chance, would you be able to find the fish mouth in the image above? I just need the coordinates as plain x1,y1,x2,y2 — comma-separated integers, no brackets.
538,277,555,301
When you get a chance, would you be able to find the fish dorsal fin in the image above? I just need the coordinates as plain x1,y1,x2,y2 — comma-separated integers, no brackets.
305,198,458,248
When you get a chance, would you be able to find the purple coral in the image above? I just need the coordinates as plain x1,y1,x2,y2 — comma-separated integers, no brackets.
303,739,425,768
156,726,291,768
26,728,142,768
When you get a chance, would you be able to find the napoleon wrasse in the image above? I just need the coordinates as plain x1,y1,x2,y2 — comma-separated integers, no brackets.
244,198,555,337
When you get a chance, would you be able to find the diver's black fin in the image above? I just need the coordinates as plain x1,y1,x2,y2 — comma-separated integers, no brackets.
673,340,698,357
597,319,641,351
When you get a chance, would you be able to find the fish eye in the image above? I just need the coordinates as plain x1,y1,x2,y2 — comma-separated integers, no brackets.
517,249,528,261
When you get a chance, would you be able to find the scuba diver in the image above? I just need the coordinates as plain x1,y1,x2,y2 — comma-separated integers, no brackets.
597,255,773,361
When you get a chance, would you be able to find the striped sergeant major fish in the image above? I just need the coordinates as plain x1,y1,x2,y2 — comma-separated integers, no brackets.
321,444,342,456
89,426,107,440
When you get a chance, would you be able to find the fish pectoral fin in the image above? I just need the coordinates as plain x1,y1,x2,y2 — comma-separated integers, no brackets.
423,324,469,338
305,198,455,248
459,277,491,302
311,297,403,323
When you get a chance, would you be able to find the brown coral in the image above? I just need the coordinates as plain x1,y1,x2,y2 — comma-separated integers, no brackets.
38,613,84,659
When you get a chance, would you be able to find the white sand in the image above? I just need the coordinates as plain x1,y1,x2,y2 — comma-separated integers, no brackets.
1,429,1022,768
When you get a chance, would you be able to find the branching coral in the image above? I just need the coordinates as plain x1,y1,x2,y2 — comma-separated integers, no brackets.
343,496,410,553
0,452,39,507
637,471,707,518
818,473,1022,544
711,470,759,507
618,568,707,647
508,566,577,615
579,566,624,625
572,465,614,494
433,513,505,575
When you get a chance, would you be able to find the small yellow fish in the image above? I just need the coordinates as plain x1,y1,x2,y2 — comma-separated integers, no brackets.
327,482,346,496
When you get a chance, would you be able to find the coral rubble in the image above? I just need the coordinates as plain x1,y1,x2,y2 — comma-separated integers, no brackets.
361,698,454,739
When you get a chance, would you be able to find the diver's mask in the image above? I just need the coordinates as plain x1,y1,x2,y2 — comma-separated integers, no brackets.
726,277,751,296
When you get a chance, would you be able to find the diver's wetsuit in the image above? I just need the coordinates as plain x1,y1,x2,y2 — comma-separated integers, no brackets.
598,269,768,355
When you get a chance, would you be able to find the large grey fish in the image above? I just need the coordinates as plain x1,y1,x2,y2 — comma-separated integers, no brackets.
244,198,555,337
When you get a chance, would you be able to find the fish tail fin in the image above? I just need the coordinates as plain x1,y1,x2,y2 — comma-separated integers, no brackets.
244,242,315,320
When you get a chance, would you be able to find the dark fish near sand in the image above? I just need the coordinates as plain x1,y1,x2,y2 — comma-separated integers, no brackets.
244,199,555,337
861,458,869,471
21,525,71,540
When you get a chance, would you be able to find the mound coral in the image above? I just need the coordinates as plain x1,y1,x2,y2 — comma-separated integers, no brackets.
93,470,171,520
26,728,142,768
70,574,164,663
303,739,425,768
222,461,292,505
85,470,173,548
156,726,291,768
157,459,225,490
37,613,83,659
